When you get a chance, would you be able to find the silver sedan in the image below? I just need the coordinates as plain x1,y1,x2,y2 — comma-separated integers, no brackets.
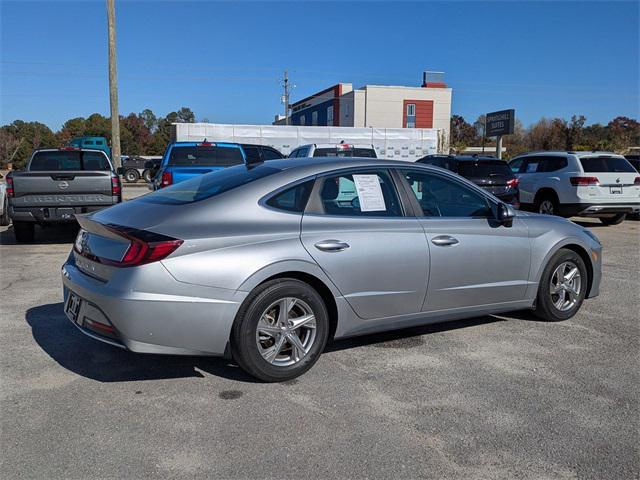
62,158,602,381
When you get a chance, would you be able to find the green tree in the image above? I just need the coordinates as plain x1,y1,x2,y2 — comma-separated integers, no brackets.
139,109,158,132
1,120,59,168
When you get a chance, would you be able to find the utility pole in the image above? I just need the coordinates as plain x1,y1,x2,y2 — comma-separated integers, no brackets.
282,70,290,125
496,135,502,159
106,0,121,168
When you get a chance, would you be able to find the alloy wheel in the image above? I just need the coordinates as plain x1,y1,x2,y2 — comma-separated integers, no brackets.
539,199,555,215
255,297,317,367
549,261,581,312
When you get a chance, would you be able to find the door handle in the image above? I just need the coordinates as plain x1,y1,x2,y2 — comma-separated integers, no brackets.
314,240,350,252
431,235,459,247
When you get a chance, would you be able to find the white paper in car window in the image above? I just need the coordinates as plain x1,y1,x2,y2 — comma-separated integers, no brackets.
352,174,386,212
526,162,538,173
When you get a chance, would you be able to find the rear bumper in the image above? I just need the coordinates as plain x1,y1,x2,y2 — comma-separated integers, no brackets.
61,256,247,356
9,205,115,223
559,203,640,217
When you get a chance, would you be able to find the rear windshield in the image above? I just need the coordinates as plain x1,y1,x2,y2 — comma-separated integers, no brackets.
313,148,377,158
168,146,244,167
137,164,281,205
457,160,513,178
580,156,636,173
29,151,111,171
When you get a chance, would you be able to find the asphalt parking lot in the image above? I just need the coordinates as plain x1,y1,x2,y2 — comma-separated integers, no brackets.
1,188,638,479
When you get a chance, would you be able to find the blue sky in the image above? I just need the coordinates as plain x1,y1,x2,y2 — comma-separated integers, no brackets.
1,1,638,130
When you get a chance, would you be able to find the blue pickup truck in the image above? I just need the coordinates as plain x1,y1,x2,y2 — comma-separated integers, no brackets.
149,141,284,190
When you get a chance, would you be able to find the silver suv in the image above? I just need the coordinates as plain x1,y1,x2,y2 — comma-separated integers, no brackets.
509,151,640,225
288,143,377,158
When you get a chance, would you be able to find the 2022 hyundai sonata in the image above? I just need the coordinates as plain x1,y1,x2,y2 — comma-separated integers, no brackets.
62,158,602,381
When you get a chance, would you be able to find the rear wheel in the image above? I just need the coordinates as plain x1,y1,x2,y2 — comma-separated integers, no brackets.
535,194,558,216
231,279,329,382
599,214,626,226
13,221,35,243
123,169,140,183
533,248,587,321
142,169,152,183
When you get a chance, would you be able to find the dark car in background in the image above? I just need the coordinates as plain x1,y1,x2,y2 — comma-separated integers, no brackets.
417,155,520,208
240,144,285,163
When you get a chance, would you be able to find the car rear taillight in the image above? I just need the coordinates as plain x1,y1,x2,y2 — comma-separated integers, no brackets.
634,176,640,185
111,174,121,197
570,176,599,186
161,171,172,188
6,176,14,198
74,225,183,268
506,178,519,188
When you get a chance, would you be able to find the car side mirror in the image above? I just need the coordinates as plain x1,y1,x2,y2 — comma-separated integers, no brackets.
497,203,515,227
116,166,126,176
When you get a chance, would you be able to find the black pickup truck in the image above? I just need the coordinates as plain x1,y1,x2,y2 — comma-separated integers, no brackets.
7,147,122,242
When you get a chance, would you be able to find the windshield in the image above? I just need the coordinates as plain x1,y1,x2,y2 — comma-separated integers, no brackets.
29,151,111,171
457,160,513,178
580,156,636,173
313,148,377,158
138,164,281,205
168,146,244,167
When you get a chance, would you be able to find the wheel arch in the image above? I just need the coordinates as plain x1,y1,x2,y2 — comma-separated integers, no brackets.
238,261,342,340
535,240,594,298
534,187,560,205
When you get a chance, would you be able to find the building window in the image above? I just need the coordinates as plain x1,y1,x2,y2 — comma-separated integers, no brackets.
300,115,306,126
312,111,318,126
327,106,334,126
406,103,416,128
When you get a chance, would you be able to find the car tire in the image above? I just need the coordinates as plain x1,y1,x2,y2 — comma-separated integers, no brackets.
533,248,587,322
0,199,10,226
534,193,559,216
142,169,152,183
13,221,35,243
231,278,329,382
599,214,626,226
124,169,140,183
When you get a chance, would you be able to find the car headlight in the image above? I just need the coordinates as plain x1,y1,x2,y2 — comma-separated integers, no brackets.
583,229,601,245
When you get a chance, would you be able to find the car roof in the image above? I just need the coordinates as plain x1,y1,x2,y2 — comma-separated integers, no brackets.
170,141,241,148
33,148,109,154
513,150,625,159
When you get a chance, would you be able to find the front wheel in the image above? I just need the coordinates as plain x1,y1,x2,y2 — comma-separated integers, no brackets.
533,248,587,321
599,214,626,226
231,279,329,382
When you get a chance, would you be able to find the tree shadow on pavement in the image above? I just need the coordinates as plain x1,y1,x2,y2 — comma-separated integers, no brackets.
25,303,259,383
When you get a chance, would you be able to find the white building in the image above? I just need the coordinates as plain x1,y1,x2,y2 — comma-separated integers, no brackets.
281,71,452,149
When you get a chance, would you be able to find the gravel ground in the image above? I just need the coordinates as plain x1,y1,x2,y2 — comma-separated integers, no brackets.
1,195,638,479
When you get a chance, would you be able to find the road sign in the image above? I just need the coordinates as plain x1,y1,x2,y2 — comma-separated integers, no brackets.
486,109,515,137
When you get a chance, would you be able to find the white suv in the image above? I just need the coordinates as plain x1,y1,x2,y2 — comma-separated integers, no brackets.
288,143,377,158
509,151,640,225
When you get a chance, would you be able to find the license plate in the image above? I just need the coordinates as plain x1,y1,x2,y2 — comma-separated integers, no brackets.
610,186,623,194
65,292,82,324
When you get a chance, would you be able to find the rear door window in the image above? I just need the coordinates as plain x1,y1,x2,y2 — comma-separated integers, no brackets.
261,147,283,160
317,170,402,217
542,157,568,172
168,146,244,167
579,156,636,173
242,146,261,164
